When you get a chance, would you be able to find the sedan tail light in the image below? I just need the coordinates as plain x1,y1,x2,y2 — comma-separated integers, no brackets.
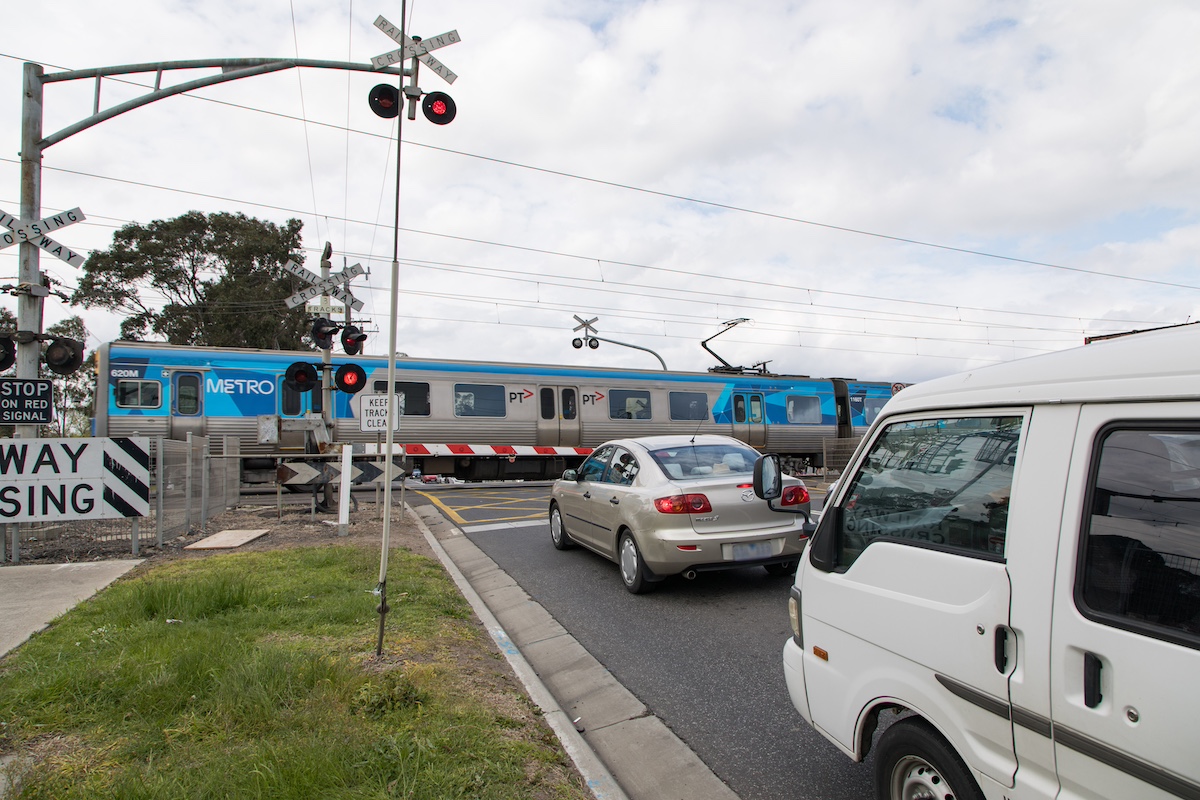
654,494,713,514
780,485,810,506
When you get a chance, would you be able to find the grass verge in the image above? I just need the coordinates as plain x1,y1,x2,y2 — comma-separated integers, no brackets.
0,545,590,800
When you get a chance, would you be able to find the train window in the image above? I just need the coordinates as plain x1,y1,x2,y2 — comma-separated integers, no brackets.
669,392,708,421
862,398,888,427
176,374,201,416
540,388,555,420
562,389,577,420
787,395,822,424
372,380,430,415
281,381,301,416
609,389,652,420
734,395,747,423
115,380,161,409
455,384,506,417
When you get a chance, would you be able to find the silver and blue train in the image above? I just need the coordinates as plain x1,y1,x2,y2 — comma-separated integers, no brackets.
94,341,901,482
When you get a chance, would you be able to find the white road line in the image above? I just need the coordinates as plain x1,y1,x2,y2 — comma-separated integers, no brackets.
463,520,546,533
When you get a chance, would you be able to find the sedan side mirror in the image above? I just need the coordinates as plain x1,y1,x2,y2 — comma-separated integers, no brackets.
562,469,579,481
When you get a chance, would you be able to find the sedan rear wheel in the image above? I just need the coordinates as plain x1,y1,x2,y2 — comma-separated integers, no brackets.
618,531,654,594
549,504,574,550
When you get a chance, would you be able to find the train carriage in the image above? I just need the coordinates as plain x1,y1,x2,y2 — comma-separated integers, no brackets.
95,341,900,483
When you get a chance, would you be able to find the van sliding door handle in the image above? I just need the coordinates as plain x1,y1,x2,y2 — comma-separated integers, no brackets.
994,627,1008,673
1084,652,1103,708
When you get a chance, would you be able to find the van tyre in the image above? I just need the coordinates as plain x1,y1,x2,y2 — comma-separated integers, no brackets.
874,718,984,800
619,531,655,594
549,504,574,550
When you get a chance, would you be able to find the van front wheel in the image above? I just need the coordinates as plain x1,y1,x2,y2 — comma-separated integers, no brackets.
874,718,984,800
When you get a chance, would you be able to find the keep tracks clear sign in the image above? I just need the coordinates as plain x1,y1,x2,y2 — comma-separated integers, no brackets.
0,437,150,523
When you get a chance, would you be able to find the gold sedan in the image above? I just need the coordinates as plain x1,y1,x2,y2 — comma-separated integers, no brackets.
549,434,813,593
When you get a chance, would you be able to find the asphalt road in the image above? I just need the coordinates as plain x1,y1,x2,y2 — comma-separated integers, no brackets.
412,484,876,800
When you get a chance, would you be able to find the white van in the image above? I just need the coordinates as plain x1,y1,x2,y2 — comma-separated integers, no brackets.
755,326,1200,800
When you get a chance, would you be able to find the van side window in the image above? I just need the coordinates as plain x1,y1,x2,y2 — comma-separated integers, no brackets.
838,416,1021,567
1080,428,1200,646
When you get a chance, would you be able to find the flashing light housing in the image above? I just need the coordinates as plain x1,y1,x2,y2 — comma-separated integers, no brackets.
44,338,84,375
0,335,13,371
311,317,339,350
369,84,401,119
341,325,367,356
285,362,319,393
422,91,457,124
334,363,367,394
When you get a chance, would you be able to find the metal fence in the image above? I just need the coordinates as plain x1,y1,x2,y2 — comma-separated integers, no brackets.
821,436,863,478
1,434,242,564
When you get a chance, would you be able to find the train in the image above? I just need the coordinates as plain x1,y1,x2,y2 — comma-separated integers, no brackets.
94,341,905,483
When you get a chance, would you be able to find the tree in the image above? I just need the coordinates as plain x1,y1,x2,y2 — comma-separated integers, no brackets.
72,211,318,350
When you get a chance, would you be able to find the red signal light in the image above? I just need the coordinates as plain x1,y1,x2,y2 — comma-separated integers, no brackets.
334,364,367,394
422,91,456,125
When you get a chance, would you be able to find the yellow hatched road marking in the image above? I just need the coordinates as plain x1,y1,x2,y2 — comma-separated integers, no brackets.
412,490,467,525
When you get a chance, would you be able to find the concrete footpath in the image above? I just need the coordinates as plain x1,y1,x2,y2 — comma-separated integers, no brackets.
0,560,143,658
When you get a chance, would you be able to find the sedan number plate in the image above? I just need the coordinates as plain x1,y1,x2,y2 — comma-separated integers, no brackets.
731,540,775,561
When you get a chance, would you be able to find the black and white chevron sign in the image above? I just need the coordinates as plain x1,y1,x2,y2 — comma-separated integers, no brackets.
0,436,149,523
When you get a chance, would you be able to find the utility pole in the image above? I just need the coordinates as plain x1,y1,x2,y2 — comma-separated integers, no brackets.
14,63,45,439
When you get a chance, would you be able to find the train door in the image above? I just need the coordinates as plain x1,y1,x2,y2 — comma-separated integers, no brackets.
731,391,767,448
279,375,322,418
537,386,580,446
169,370,205,441
832,379,853,439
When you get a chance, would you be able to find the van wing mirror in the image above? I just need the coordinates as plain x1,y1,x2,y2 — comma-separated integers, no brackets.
809,505,839,572
753,454,783,501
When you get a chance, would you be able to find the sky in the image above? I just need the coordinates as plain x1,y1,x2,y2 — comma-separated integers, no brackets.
3,0,1200,386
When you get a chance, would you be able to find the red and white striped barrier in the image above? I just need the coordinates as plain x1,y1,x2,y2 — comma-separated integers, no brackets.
402,444,593,457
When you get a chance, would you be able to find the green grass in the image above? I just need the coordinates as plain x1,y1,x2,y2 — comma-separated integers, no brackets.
0,546,589,799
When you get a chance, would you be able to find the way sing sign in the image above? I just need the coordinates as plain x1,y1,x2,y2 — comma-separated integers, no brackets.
357,393,404,432
0,437,150,523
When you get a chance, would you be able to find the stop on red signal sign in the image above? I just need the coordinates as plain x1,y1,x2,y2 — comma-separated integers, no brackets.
422,91,456,124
